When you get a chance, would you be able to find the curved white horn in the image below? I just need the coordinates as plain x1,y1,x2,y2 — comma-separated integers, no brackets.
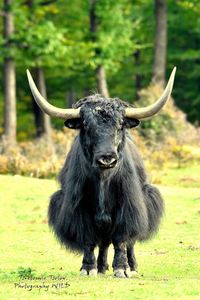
27,70,80,120
125,67,176,119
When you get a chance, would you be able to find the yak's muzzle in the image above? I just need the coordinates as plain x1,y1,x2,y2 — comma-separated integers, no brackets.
95,152,118,169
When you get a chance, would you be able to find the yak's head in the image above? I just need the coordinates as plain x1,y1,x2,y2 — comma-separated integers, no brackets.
64,96,139,169
26,68,176,170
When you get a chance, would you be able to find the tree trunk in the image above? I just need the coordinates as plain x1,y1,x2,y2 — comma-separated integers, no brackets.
134,50,142,100
90,0,109,97
32,67,52,139
26,0,51,139
67,89,76,108
3,0,16,144
27,0,34,8
96,66,109,97
152,0,167,87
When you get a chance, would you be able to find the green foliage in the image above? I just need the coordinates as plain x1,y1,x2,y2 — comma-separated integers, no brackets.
168,0,200,124
12,2,71,68
15,21,69,67
0,0,200,141
92,0,135,70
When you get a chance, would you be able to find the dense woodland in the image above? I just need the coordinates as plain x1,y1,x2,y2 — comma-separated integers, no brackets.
0,0,200,145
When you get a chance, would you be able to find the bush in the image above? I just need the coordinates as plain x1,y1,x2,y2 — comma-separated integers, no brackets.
0,128,76,178
138,84,200,146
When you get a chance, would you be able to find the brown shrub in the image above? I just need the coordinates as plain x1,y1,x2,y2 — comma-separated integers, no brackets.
0,128,76,178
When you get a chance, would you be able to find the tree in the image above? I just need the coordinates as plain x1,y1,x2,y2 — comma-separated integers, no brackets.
90,0,109,97
168,0,200,125
32,67,52,138
13,0,71,136
2,0,16,144
1,0,199,142
26,0,51,139
107,0,154,102
152,0,167,87
89,0,135,97
134,50,142,100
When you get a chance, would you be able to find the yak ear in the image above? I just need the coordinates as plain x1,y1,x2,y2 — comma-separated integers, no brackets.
124,118,140,129
64,118,82,129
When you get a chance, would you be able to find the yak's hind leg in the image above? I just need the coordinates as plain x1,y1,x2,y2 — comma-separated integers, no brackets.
112,241,130,278
80,245,97,276
97,242,110,274
127,241,138,276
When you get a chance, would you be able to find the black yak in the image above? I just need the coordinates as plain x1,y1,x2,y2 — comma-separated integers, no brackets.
27,67,176,278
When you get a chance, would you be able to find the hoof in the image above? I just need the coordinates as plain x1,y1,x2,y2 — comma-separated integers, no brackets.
125,268,138,278
80,268,97,277
124,268,132,278
130,270,138,277
114,269,126,278
80,269,88,276
98,270,106,275
114,268,138,278
89,269,97,277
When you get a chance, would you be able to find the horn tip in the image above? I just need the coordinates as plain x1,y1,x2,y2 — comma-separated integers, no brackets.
172,66,177,77
26,69,31,80
169,67,177,86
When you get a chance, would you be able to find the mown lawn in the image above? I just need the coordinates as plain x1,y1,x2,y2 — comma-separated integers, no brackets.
0,166,200,300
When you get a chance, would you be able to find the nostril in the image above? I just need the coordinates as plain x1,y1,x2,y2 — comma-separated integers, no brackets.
98,157,116,165
96,154,118,168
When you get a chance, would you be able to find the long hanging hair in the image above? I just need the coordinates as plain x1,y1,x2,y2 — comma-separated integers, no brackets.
48,96,164,252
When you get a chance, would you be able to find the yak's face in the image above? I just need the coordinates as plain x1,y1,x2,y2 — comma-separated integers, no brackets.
65,96,139,170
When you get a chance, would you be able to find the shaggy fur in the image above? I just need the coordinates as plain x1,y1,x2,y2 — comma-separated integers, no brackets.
48,94,164,275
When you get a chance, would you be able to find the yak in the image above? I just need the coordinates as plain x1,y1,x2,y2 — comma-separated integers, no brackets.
27,67,176,278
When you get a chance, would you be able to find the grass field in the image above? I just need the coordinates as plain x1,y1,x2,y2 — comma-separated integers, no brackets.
0,165,200,300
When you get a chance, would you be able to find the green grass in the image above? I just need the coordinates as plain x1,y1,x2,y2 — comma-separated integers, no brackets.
160,164,200,188
0,166,200,300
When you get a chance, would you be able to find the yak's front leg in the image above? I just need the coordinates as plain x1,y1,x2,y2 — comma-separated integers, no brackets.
127,241,138,276
80,245,97,276
97,242,110,274
112,241,129,278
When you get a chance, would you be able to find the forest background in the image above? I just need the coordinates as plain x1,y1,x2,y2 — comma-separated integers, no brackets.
0,0,199,179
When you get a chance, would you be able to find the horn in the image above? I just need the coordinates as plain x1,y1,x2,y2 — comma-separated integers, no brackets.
125,67,176,119
26,70,80,120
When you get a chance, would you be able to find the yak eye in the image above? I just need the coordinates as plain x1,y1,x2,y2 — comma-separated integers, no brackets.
124,118,140,128
64,118,82,129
